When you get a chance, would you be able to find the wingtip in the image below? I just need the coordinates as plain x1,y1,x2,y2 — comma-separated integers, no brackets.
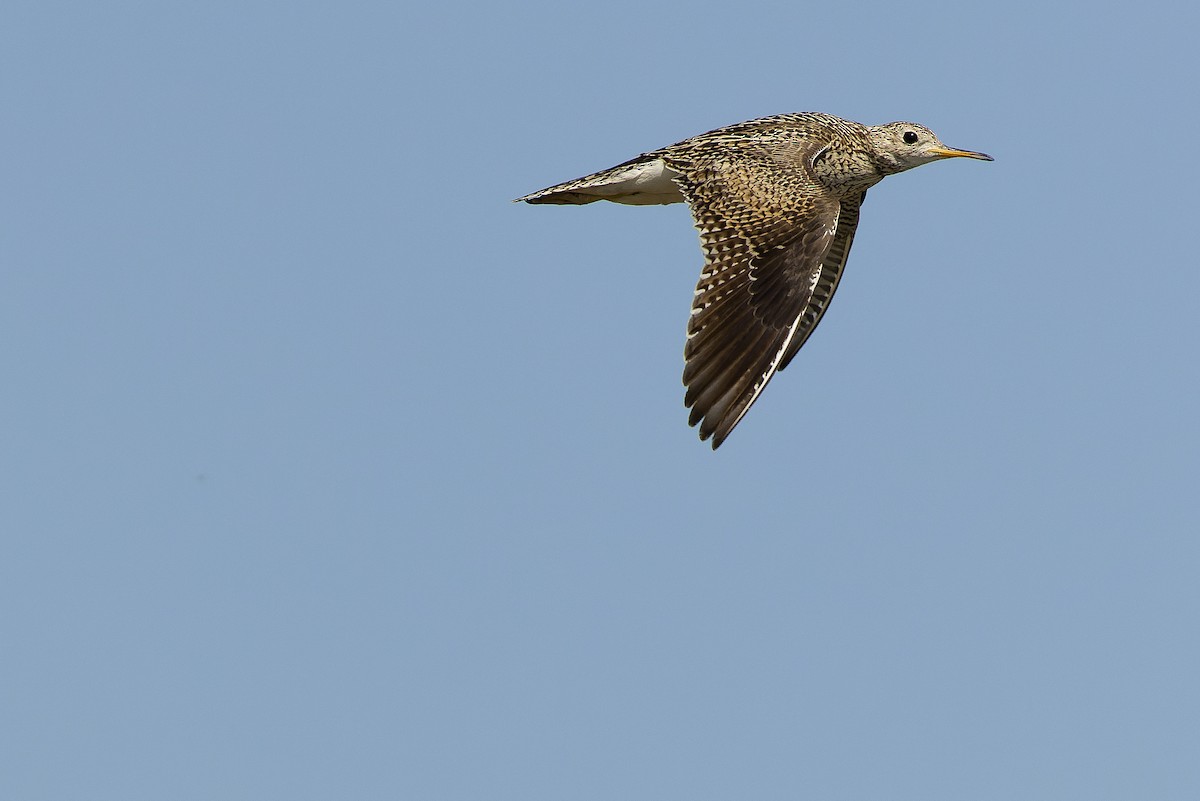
693,425,724,450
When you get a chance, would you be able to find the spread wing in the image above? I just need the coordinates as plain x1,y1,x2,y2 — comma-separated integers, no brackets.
669,143,841,448
777,190,866,372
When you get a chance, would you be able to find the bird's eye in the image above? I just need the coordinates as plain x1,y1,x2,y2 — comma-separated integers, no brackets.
903,131,919,145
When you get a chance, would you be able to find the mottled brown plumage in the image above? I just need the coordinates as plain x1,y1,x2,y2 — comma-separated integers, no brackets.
517,112,991,449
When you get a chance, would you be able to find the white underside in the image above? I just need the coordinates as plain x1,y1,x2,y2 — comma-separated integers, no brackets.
586,159,685,205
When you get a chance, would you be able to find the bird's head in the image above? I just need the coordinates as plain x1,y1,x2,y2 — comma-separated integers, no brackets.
868,122,993,173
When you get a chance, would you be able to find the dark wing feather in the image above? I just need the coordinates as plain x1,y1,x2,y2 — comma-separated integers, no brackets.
777,190,866,372
669,144,841,448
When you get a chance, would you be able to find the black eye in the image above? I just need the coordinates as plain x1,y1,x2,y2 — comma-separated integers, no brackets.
903,131,919,145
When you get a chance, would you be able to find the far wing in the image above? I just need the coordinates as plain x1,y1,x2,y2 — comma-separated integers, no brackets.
777,190,866,372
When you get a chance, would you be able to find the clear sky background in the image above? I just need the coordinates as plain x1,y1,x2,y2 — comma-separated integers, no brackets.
2,1,1198,799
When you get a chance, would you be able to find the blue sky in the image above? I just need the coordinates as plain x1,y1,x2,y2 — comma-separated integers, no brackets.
3,1,1199,799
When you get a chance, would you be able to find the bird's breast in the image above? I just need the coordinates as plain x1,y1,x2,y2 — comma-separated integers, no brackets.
812,146,884,196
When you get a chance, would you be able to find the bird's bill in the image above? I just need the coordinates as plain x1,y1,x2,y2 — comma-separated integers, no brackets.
929,146,994,161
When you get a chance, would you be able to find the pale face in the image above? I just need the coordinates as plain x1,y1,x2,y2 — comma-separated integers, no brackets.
869,122,993,172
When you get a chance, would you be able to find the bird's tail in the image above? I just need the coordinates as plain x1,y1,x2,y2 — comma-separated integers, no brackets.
514,155,684,206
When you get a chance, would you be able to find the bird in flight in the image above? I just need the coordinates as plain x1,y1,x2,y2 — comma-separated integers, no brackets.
516,112,992,449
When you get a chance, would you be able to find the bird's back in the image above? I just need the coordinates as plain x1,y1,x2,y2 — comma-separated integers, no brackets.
655,112,882,199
